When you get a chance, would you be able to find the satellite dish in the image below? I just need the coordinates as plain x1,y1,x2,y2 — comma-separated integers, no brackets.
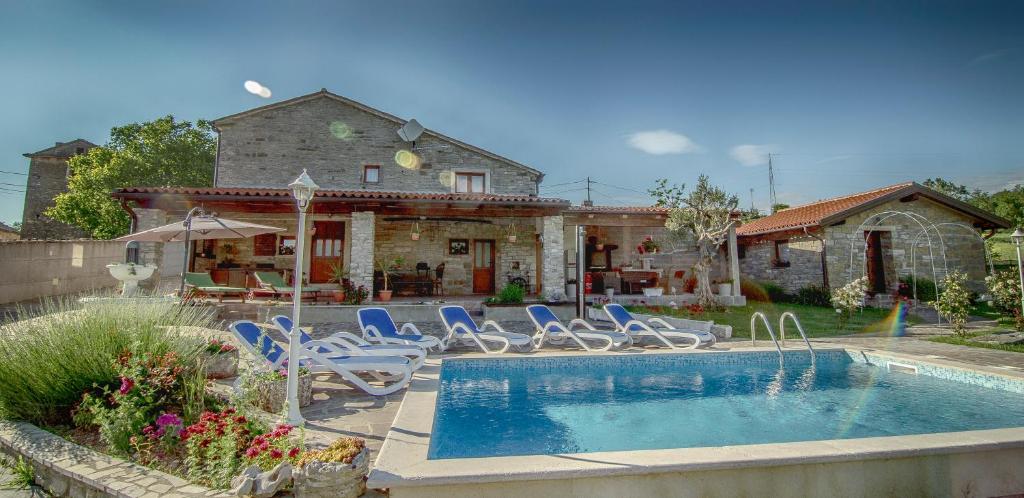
397,119,424,142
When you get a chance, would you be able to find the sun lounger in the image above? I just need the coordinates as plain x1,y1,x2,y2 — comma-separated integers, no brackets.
438,305,533,354
229,320,411,396
526,304,630,351
602,303,716,349
253,271,317,301
357,307,444,352
184,272,247,302
270,315,425,370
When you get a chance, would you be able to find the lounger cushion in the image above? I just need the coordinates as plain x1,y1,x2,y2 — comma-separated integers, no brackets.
358,308,426,340
185,272,246,292
439,306,481,334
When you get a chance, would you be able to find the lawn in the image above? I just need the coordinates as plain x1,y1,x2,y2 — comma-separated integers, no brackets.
929,330,1024,353
627,302,921,339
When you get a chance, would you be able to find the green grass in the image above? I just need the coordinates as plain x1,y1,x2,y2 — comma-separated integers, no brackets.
0,298,212,424
970,301,1005,320
0,456,34,490
988,232,1017,265
628,302,921,339
929,330,1024,353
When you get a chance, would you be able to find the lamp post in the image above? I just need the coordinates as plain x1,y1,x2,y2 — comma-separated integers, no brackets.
1013,228,1024,323
285,169,319,426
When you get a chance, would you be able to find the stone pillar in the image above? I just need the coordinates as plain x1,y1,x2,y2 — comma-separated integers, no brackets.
350,212,376,300
133,208,168,292
541,215,565,298
728,224,741,295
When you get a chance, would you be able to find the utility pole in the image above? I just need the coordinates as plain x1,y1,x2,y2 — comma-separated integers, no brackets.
768,153,778,213
583,176,593,207
749,188,755,213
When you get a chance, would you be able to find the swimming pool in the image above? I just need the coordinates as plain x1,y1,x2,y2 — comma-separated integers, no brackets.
428,350,1024,459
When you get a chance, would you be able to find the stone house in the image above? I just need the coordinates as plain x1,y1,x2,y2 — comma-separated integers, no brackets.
114,89,568,297
736,182,1010,296
20,139,96,240
0,222,19,241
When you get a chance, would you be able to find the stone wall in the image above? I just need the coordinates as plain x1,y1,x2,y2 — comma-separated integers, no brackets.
349,212,375,292
0,239,123,304
541,216,565,297
374,217,539,295
739,197,990,293
20,156,89,240
215,94,541,195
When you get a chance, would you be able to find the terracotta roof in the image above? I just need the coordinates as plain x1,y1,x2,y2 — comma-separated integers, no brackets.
0,222,18,234
566,205,668,214
211,89,543,177
736,182,1010,236
113,186,568,205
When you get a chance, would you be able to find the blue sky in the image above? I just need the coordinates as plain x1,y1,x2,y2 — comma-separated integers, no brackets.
1,0,1022,225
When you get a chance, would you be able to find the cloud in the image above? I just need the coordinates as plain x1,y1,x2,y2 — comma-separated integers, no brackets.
969,48,1010,66
627,130,700,155
730,144,774,166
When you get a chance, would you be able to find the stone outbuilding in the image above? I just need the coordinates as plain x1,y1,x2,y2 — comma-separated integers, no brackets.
20,139,96,240
736,182,1010,296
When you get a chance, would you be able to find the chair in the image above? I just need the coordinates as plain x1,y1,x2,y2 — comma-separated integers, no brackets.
184,272,247,302
433,263,445,296
602,303,716,349
415,262,431,277
228,320,411,396
270,315,425,370
526,305,630,351
254,271,316,301
357,307,445,352
438,305,533,354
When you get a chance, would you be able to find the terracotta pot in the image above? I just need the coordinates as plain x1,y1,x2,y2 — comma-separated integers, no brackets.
332,289,346,303
378,290,393,302
201,349,239,379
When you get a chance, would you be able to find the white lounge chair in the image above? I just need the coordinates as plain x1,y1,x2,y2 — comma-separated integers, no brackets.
438,305,533,354
270,315,426,370
357,307,445,352
602,303,717,349
229,320,412,396
526,304,630,351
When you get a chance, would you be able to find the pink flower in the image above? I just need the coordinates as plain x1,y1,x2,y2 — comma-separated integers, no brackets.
269,449,283,459
119,377,134,395
156,413,182,428
245,446,260,458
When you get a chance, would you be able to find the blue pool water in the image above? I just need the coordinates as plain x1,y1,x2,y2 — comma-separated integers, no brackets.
427,352,1024,459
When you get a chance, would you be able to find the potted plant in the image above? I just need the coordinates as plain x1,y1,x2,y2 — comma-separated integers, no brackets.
201,338,239,379
293,437,370,498
376,256,404,302
328,263,349,303
246,368,313,413
640,236,660,254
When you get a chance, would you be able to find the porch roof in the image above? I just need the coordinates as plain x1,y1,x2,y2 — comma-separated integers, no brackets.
112,186,569,216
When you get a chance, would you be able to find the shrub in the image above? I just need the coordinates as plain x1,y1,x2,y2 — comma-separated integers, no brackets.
180,409,301,488
0,299,211,424
986,270,1023,331
496,283,525,304
933,271,972,337
831,277,868,329
795,285,831,307
898,275,937,302
739,278,769,302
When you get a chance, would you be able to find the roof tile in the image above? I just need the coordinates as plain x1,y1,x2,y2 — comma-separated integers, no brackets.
736,182,914,236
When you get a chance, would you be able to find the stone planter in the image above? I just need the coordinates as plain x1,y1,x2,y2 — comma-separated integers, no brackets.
293,447,370,498
717,283,732,297
253,373,313,413
201,349,239,379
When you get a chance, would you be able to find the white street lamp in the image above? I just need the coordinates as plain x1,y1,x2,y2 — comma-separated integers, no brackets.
1012,228,1024,323
285,169,319,426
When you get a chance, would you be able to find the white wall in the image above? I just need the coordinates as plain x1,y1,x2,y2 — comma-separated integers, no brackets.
0,240,124,304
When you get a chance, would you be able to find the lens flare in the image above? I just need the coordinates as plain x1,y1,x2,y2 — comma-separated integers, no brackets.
394,150,421,170
329,121,353,140
438,171,454,188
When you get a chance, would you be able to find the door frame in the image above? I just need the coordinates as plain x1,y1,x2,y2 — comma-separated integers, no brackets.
310,220,346,284
472,239,496,294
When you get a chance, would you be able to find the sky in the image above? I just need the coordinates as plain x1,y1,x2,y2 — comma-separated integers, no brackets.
1,0,1022,225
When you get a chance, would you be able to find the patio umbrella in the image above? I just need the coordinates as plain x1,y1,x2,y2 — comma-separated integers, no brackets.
116,208,285,294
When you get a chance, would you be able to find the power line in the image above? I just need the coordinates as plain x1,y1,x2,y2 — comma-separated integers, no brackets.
590,180,649,195
539,179,585,189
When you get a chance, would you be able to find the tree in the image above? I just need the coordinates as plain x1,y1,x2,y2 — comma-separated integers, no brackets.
923,178,974,202
46,116,215,239
650,175,738,309
771,203,790,213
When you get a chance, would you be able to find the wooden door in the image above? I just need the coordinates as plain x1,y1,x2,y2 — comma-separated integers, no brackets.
310,221,345,284
864,231,886,294
472,240,495,294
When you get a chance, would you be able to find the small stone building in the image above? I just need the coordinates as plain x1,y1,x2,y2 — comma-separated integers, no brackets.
736,182,1010,295
0,222,19,241
21,139,96,240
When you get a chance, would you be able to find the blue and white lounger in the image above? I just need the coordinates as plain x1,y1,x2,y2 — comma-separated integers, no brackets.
357,307,444,352
270,315,425,370
229,320,412,396
526,304,630,351
602,303,716,349
438,305,533,354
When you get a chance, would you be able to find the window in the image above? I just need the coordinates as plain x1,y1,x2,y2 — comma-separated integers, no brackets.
455,172,486,193
363,165,380,183
772,240,791,268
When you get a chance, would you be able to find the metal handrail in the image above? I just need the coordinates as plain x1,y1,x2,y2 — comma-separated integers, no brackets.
750,312,784,365
779,311,815,362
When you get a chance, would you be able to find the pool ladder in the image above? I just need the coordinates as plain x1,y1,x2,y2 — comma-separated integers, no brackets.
750,312,817,365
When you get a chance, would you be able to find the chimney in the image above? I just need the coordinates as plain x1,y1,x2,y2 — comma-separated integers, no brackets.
582,200,593,207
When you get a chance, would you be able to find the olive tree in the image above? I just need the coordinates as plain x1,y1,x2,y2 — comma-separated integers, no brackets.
649,175,738,309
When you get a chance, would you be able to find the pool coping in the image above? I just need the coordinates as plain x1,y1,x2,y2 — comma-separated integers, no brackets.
367,346,1024,489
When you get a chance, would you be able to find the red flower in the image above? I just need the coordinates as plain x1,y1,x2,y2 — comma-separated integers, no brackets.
245,446,260,458
234,415,247,424
118,377,135,395
288,447,300,458
269,449,283,459
199,438,211,448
